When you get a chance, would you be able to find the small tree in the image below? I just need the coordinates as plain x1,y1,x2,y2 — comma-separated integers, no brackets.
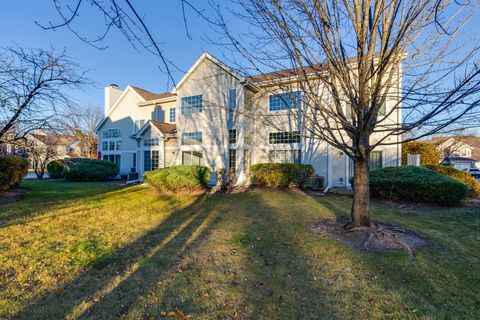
24,137,60,179
402,141,441,165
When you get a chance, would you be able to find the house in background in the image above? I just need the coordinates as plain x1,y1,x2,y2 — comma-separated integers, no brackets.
28,130,90,160
431,136,480,170
95,52,403,187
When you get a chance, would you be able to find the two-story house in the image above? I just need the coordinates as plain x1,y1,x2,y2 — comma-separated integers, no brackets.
95,52,402,187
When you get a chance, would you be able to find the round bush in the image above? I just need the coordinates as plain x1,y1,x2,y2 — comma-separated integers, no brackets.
0,156,29,191
65,159,119,182
47,160,65,179
144,165,211,192
423,164,480,197
250,163,314,188
369,166,468,206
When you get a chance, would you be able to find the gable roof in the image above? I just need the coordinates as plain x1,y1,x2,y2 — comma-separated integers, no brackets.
172,52,242,93
130,86,174,101
431,135,480,160
31,133,76,146
135,120,177,138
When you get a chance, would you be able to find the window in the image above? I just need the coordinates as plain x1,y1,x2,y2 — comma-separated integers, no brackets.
116,141,121,150
245,90,254,112
268,149,301,164
229,149,237,171
133,120,145,133
228,89,237,109
181,95,202,115
181,132,202,145
377,99,387,116
182,151,203,165
103,154,121,170
102,141,108,151
144,137,160,146
169,108,176,122
102,155,108,161
132,153,136,170
102,129,121,139
370,151,383,170
109,141,115,150
229,129,237,144
144,150,159,171
269,131,300,144
153,106,163,121
269,91,301,111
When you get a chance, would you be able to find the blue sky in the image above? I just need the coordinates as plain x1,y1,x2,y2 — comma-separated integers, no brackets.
0,1,226,109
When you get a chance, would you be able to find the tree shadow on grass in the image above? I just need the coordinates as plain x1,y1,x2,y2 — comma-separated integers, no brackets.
12,194,223,319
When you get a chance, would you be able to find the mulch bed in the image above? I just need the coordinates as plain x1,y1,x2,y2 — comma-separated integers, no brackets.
0,188,29,206
312,216,438,260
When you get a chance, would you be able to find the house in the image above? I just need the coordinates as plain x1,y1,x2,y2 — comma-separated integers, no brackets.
95,52,402,187
432,136,480,170
28,131,90,160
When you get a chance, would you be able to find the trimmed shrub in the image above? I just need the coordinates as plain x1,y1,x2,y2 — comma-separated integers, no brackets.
369,166,468,206
423,164,480,197
402,141,441,165
0,156,29,191
250,163,314,188
144,165,211,192
47,160,65,179
65,159,118,182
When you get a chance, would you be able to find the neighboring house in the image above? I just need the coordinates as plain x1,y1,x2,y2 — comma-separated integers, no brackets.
95,52,402,187
432,136,480,170
28,131,90,160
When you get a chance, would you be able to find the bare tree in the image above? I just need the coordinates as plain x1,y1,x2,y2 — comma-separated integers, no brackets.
212,0,480,228
24,135,60,179
0,47,88,148
59,105,103,158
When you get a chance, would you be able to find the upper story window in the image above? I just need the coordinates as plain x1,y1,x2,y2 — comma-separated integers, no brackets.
228,89,237,109
133,120,145,133
228,129,237,144
102,129,121,139
269,91,301,111
153,106,163,122
269,131,301,144
181,131,202,145
181,95,202,115
144,138,160,146
169,108,176,122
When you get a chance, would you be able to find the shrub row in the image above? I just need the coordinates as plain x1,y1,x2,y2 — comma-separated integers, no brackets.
64,159,118,182
144,165,210,192
250,163,314,188
423,164,480,197
368,166,468,206
0,156,29,191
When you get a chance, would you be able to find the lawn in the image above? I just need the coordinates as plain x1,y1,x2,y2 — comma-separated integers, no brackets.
0,180,479,319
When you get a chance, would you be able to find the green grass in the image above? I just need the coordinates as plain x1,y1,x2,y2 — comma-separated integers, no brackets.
0,180,479,319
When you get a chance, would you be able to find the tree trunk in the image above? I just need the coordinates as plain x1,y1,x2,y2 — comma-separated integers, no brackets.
350,158,372,228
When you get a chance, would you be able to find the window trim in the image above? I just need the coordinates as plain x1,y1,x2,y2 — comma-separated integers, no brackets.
181,131,203,145
268,91,302,112
268,131,301,144
181,95,203,115
169,107,176,122
228,129,237,144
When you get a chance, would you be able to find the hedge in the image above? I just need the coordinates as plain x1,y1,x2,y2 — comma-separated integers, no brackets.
47,160,65,179
144,165,211,192
402,141,441,165
0,156,29,191
423,164,480,197
368,166,468,206
250,163,314,188
65,159,118,182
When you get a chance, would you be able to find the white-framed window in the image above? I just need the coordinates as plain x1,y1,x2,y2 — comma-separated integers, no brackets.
269,91,301,111
144,137,160,146
181,95,202,115
133,120,145,133
102,141,108,151
169,108,176,122
181,131,202,145
370,151,383,170
102,129,121,139
102,154,121,170
144,150,159,171
269,131,300,144
115,141,122,150
228,129,237,144
268,149,301,164
182,151,203,165
228,88,237,109
109,141,115,150
228,149,237,171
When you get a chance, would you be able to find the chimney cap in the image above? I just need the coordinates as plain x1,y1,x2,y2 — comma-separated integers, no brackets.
108,83,119,89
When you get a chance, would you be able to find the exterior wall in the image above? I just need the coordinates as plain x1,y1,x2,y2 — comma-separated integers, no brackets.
174,58,243,183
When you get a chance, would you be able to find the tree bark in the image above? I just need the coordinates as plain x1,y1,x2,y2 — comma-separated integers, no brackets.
350,158,372,228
